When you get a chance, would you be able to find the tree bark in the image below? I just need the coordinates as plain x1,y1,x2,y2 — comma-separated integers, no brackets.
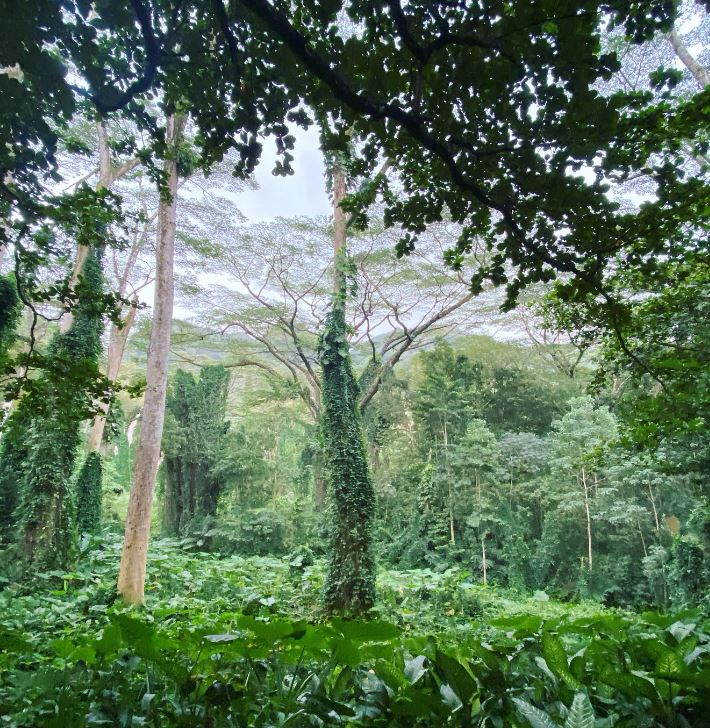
117,113,185,604
86,295,138,453
333,164,347,281
581,467,592,571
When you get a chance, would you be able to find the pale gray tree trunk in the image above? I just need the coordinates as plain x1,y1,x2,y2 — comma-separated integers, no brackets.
117,113,185,604
60,122,140,334
86,294,138,454
580,467,593,571
332,164,347,291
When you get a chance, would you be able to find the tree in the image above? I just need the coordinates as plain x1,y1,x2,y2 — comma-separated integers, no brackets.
412,341,481,448
177,212,494,423
549,397,618,573
118,113,186,604
15,247,106,569
319,282,376,615
162,365,230,535
318,164,376,615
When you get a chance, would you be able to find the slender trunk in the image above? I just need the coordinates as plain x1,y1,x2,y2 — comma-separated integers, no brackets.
117,113,184,604
86,295,138,453
444,421,455,545
637,517,647,558
332,164,347,293
581,467,592,571
481,536,487,585
648,483,660,533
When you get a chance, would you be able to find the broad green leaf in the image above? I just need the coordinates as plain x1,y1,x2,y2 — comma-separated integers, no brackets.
564,693,594,728
435,649,476,704
513,698,558,728
542,633,582,690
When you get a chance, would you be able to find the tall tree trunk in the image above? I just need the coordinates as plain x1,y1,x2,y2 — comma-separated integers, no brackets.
444,420,455,545
581,467,592,571
332,164,347,289
312,160,348,515
481,536,487,585
117,113,184,604
648,482,660,533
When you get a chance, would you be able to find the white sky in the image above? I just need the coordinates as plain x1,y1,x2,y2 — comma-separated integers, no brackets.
236,126,330,222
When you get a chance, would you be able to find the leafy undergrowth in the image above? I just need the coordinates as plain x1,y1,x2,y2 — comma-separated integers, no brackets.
0,535,708,727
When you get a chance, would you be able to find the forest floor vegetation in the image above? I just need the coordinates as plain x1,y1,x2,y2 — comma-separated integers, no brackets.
1,534,708,726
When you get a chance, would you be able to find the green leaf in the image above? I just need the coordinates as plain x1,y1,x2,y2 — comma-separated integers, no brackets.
404,655,427,684
564,693,594,728
513,698,559,728
655,651,684,677
435,649,476,704
333,619,399,642
542,633,582,690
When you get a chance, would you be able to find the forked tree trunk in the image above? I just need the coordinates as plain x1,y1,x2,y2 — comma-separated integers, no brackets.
117,113,185,604
86,295,138,453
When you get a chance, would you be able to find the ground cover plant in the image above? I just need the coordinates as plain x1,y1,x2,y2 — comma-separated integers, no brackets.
0,2,708,727
1,536,709,727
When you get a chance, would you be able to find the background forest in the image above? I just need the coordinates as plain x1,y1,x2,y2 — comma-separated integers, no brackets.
0,0,708,726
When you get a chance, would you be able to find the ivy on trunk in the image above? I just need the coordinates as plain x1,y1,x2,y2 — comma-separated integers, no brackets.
319,287,375,615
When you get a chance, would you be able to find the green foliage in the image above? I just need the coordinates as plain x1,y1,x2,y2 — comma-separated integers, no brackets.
0,536,708,727
319,296,375,616
417,460,450,558
412,341,480,446
0,405,31,542
0,273,21,375
162,365,230,535
13,247,106,570
75,452,102,535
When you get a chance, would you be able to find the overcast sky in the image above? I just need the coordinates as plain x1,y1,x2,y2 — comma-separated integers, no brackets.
236,125,330,223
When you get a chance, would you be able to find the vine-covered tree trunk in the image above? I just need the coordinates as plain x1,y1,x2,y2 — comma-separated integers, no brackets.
319,162,375,615
118,113,184,604
75,451,103,534
16,248,105,569
0,273,22,539
320,301,376,615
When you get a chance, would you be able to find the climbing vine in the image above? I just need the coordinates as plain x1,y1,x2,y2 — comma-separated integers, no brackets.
318,257,376,615
75,451,103,535
162,366,230,535
12,247,106,570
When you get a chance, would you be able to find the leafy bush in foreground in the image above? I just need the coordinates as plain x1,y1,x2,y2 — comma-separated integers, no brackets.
0,536,708,726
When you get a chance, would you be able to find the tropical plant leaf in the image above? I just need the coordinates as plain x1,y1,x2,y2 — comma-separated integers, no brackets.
513,698,559,728
564,693,594,728
542,633,582,690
